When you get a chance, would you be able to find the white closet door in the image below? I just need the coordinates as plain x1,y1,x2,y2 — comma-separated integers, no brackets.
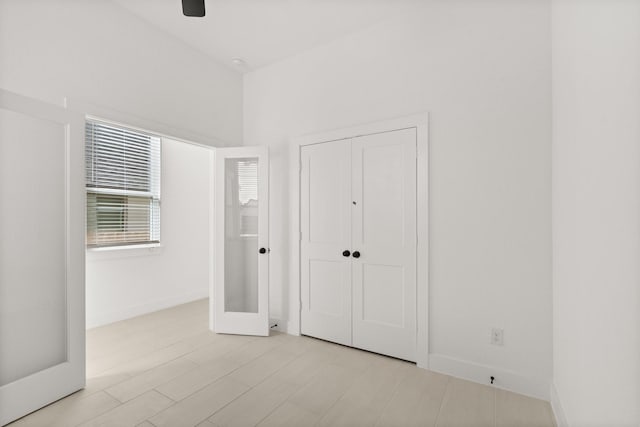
213,146,269,336
0,90,85,425
300,140,352,346
351,128,417,361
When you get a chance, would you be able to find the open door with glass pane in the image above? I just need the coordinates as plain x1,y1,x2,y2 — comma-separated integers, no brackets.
0,90,85,426
212,146,269,336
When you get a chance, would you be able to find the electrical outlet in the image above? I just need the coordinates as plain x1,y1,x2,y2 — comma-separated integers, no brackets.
491,328,504,346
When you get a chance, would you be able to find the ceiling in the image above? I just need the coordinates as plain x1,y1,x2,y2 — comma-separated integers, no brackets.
112,0,416,72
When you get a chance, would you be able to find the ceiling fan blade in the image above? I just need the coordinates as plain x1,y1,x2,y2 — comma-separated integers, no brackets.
182,0,205,17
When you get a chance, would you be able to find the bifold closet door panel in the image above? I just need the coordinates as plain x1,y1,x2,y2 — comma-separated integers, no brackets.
351,128,417,362
300,140,352,346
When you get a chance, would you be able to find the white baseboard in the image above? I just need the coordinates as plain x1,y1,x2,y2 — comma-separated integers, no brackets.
550,382,569,427
416,352,430,369
269,319,299,336
268,318,286,333
428,353,550,401
86,290,209,329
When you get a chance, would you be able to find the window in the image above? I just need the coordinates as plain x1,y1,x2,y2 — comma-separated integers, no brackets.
225,158,258,237
237,159,258,236
85,120,161,248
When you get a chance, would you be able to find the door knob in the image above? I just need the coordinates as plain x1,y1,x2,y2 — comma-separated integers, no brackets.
352,251,361,258
259,247,267,254
342,250,351,257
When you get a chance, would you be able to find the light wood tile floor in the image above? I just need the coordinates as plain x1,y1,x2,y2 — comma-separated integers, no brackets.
8,299,556,427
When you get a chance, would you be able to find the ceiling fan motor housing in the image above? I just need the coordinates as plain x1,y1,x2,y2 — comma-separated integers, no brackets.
182,0,205,17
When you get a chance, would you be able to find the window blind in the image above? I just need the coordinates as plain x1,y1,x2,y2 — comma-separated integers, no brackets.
237,159,258,205
85,120,161,247
237,159,258,236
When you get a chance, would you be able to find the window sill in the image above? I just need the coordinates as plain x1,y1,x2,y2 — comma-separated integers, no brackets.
86,244,163,261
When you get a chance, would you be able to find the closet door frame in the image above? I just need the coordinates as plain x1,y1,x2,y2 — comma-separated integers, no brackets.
290,113,429,368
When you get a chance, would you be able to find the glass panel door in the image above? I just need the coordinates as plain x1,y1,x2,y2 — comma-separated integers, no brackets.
213,147,269,336
224,157,259,314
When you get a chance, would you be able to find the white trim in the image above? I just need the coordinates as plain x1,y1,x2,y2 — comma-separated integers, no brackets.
208,149,216,332
294,113,429,146
86,244,163,261
550,382,568,427
429,353,551,401
66,99,232,148
415,115,429,369
289,112,429,366
87,243,162,252
86,290,209,329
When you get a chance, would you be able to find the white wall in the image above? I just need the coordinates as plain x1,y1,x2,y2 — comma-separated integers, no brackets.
551,0,640,425
86,139,211,328
0,0,243,145
244,0,552,398
0,0,242,327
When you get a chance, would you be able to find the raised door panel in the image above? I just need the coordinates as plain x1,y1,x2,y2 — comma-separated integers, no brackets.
300,140,352,346
0,109,67,385
351,128,417,362
0,91,85,426
361,264,405,327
